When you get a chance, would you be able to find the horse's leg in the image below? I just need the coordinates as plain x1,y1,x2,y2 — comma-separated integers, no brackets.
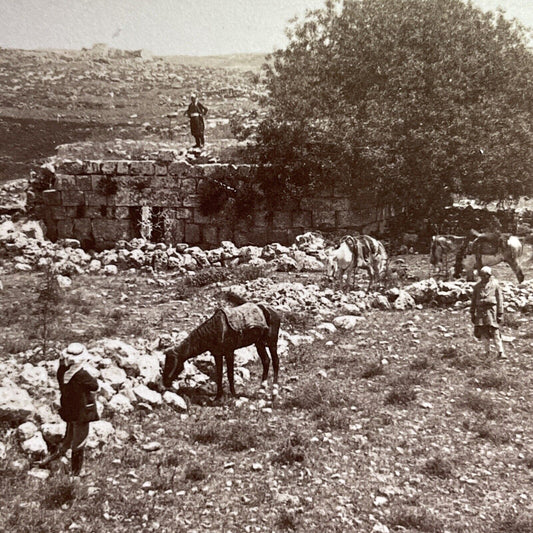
255,342,270,390
225,352,236,397
508,259,524,283
269,338,280,395
214,355,224,400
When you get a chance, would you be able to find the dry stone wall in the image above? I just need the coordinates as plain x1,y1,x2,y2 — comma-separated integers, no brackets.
33,159,390,250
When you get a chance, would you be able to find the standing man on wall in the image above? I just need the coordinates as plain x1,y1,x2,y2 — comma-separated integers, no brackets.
185,93,208,148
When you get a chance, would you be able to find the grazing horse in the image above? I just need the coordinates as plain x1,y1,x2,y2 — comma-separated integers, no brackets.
454,231,524,282
162,302,281,400
342,235,388,290
429,235,468,276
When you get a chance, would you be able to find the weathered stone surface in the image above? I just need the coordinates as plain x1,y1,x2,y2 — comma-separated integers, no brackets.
101,366,128,390
41,422,67,446
333,315,365,330
17,421,38,441
87,420,115,448
20,363,50,388
133,385,163,406
163,391,188,411
107,393,134,414
0,385,36,423
21,432,48,457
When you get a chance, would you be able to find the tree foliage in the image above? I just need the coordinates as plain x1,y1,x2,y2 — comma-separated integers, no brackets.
256,0,533,219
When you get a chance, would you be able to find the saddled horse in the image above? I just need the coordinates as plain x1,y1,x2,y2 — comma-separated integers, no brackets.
342,234,388,290
454,231,524,282
162,302,281,400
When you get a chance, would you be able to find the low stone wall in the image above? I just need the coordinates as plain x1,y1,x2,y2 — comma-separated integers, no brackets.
32,158,390,250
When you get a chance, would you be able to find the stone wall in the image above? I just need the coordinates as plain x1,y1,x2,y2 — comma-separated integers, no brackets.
32,158,390,250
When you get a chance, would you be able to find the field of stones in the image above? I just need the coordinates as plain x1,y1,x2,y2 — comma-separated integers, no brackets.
2,216,533,532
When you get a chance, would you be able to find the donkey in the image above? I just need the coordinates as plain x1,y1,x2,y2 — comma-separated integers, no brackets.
162,302,281,401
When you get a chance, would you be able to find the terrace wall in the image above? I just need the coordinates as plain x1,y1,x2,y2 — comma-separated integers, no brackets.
33,159,391,249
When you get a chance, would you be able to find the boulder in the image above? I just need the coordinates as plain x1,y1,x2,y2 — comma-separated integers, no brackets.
87,420,115,448
20,363,50,388
133,385,163,406
41,422,67,446
333,315,365,330
17,421,38,441
0,384,36,423
100,366,128,390
102,339,160,384
21,432,48,458
163,391,188,411
107,393,134,414
392,290,416,310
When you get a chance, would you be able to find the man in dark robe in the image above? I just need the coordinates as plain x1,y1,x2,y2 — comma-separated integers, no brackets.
184,93,208,148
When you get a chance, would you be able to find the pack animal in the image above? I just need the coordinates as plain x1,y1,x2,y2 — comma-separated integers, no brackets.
429,235,468,276
342,235,388,290
162,302,281,400
454,231,524,283
325,241,355,289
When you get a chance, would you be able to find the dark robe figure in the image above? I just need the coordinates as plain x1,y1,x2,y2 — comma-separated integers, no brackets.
185,94,208,148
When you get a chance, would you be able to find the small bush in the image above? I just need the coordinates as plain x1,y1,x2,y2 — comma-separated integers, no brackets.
276,508,299,531
312,406,350,431
410,355,434,371
388,505,444,533
385,374,418,406
183,268,230,288
474,423,511,445
491,508,533,532
42,479,77,509
475,371,510,390
198,179,229,216
184,463,206,482
232,264,269,283
283,380,346,410
422,456,454,479
272,434,307,465
191,422,223,445
461,391,499,419
361,360,385,379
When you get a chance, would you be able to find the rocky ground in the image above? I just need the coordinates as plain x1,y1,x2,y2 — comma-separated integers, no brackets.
2,204,533,531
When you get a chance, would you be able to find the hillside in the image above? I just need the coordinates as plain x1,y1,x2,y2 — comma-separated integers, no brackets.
0,47,265,182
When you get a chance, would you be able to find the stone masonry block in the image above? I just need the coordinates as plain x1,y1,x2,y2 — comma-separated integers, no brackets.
73,218,92,238
183,194,201,208
168,161,194,177
130,161,155,175
114,207,131,219
62,190,85,206
202,225,219,245
92,219,133,243
49,206,66,220
56,219,74,239
313,210,336,228
148,189,185,207
181,178,197,195
155,164,168,176
174,208,192,220
54,175,77,191
56,160,83,175
193,210,216,225
83,161,102,174
85,192,108,207
185,223,201,244
150,176,180,189
101,161,117,175
272,211,292,229
292,210,312,228
116,161,130,174
42,189,61,206
85,206,104,218
165,219,185,243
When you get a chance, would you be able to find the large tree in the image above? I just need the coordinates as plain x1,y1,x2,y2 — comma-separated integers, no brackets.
256,0,533,221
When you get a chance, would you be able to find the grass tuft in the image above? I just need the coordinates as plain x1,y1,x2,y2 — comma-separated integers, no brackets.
184,463,207,482
42,478,77,509
388,505,444,533
272,434,307,465
422,456,454,479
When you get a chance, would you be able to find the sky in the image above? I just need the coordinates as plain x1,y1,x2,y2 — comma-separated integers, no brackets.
1,0,532,56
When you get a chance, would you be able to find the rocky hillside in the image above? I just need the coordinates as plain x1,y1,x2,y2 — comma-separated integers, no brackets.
0,47,265,182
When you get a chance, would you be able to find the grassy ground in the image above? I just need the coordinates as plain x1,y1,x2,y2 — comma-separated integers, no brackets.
2,257,533,532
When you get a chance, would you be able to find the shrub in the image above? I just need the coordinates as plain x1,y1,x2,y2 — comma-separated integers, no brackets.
42,479,77,509
361,360,385,379
460,391,499,420
385,374,419,405
184,463,206,482
272,434,307,465
491,508,533,532
422,457,454,479
183,268,230,288
475,371,510,390
388,505,444,533
198,179,229,216
474,423,511,445
96,175,119,196
312,406,350,432
232,264,269,283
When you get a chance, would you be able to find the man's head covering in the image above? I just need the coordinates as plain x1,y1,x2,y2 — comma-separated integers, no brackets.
190,93,197,99
480,266,492,277
60,342,89,366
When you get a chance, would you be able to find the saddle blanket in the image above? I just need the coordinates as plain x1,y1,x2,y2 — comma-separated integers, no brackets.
222,303,267,333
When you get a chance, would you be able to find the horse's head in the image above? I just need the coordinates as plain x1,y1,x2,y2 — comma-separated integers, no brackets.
162,345,185,389
324,248,337,278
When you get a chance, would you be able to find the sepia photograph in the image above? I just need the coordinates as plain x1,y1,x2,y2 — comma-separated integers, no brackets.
1,0,533,531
